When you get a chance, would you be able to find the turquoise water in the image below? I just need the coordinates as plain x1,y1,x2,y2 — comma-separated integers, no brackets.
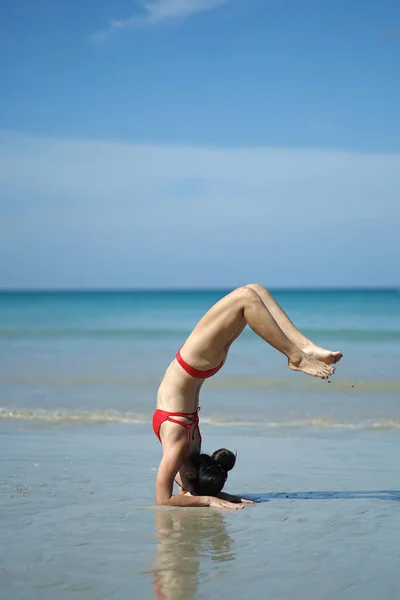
1,289,399,429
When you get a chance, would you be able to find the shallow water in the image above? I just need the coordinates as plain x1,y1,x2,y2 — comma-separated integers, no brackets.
1,424,399,600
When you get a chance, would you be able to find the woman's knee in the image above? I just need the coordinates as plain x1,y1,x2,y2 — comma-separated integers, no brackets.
245,283,269,296
233,285,260,308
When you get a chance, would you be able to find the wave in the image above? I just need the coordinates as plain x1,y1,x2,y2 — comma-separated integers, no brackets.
0,375,399,392
0,328,181,339
0,408,147,424
1,407,399,430
1,327,400,342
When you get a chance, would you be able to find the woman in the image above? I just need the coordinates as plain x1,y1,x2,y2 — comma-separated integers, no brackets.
153,284,342,510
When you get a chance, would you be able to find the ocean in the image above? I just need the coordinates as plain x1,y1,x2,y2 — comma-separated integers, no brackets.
1,289,400,429
1,289,400,599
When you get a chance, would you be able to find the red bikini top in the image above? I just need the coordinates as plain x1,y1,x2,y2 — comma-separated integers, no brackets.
176,348,223,379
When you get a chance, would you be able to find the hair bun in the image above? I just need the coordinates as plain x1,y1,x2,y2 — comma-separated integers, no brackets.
211,448,236,472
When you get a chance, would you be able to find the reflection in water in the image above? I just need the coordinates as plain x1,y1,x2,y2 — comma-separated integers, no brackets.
151,509,235,600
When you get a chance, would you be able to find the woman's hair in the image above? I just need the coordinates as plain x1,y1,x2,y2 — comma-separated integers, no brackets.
188,448,236,496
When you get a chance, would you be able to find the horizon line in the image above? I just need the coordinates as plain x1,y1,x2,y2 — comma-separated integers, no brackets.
0,286,399,294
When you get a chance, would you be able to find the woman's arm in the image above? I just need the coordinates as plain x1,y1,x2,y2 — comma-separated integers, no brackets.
155,441,208,507
155,443,244,509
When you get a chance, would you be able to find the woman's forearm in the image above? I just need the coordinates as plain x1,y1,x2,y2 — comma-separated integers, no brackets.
157,494,210,507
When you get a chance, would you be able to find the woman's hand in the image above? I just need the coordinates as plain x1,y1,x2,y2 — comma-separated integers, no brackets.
208,496,245,510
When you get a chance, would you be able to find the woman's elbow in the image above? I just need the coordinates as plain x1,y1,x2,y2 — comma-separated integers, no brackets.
156,494,171,506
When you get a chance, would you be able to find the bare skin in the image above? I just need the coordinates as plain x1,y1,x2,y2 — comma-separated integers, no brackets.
155,284,342,509
178,285,337,380
245,284,342,365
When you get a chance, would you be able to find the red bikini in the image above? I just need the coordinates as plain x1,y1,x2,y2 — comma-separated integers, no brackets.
175,347,224,379
152,408,202,454
152,348,223,451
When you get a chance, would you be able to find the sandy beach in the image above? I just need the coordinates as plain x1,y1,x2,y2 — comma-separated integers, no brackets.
1,420,399,600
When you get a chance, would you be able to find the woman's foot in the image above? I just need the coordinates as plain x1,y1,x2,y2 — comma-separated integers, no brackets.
289,352,335,379
301,343,342,365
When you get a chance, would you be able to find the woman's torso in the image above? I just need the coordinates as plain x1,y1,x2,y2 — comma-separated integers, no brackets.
156,359,204,413
156,338,231,413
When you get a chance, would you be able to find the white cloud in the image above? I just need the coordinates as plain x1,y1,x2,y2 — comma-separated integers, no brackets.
92,0,232,42
0,131,399,289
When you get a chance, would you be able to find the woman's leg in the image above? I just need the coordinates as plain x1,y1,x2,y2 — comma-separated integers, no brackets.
245,284,342,365
240,287,334,379
186,287,335,379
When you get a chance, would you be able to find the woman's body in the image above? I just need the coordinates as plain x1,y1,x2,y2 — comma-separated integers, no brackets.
154,285,342,509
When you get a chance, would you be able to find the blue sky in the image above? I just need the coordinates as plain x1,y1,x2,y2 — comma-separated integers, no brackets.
0,0,399,289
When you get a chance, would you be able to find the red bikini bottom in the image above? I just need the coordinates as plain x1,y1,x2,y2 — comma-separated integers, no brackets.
152,408,201,454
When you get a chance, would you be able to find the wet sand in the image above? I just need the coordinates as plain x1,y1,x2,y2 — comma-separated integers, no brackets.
1,421,399,600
